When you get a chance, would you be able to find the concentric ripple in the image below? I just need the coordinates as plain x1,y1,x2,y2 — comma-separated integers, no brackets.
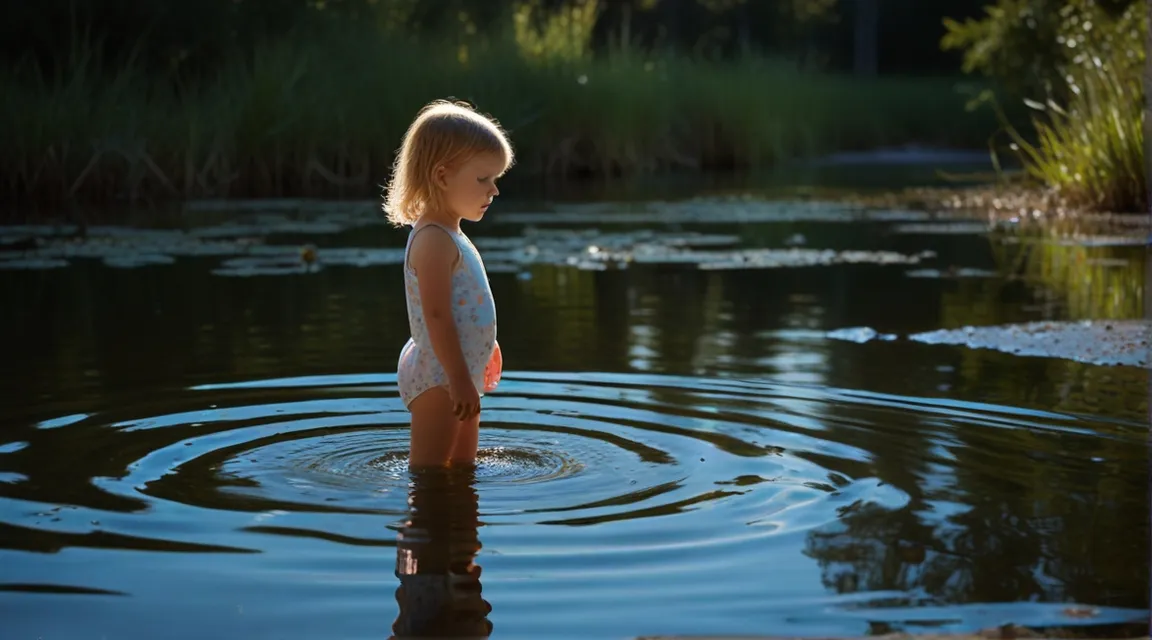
143,423,588,517
1,372,1147,637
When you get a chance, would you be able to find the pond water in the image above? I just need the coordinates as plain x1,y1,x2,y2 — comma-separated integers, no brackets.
1,181,1148,639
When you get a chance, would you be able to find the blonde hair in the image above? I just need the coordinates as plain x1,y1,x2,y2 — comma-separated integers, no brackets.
383,99,515,226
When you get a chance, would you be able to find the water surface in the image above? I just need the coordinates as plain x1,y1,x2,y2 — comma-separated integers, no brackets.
1,189,1147,639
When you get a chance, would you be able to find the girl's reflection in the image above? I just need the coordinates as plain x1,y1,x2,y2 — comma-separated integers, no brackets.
391,466,492,638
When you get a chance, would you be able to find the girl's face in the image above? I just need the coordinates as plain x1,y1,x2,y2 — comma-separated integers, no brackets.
439,152,505,223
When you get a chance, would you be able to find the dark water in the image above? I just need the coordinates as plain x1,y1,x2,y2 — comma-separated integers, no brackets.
0,189,1148,639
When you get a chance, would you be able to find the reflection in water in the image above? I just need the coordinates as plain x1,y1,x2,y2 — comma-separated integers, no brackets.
803,393,1149,609
991,232,1145,321
392,467,491,639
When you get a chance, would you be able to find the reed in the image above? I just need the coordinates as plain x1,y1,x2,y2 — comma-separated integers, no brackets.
0,22,1001,206
985,5,1146,214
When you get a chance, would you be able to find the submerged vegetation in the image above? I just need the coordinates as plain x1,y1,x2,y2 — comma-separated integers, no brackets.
0,0,1005,207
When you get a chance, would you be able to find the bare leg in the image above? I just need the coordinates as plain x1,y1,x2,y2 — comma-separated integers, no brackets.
450,412,480,466
408,386,461,469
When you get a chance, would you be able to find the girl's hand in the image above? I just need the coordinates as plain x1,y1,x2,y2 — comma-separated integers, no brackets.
449,375,481,421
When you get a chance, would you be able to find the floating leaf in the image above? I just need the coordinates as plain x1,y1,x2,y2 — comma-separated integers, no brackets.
909,320,1151,367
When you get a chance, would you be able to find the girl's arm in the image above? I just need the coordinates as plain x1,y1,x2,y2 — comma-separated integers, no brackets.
408,226,472,386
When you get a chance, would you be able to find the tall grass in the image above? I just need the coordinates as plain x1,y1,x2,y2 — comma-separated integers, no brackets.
985,5,1146,215
0,20,1001,206
988,51,1146,214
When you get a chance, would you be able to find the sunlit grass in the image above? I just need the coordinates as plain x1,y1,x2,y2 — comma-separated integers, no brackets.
999,60,1144,214
0,19,1001,205
983,7,1146,215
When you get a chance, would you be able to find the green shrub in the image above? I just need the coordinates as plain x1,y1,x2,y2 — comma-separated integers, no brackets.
979,1,1146,213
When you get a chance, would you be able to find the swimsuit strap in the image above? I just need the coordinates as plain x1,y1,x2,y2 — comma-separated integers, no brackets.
405,221,463,272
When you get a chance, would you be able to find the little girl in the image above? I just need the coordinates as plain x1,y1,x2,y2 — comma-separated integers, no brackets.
384,99,514,469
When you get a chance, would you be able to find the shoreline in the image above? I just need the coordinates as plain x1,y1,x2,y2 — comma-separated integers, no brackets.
0,145,1144,237
850,183,1150,236
3,182,1143,237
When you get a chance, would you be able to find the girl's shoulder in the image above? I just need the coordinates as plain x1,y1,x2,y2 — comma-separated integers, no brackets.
406,222,462,272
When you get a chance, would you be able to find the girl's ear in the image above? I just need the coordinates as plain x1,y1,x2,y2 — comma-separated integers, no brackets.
433,164,449,191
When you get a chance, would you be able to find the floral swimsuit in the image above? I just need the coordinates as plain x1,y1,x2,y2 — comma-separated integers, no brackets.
397,222,501,408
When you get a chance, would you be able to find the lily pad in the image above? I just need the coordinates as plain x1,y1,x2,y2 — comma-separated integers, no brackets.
905,267,998,279
474,230,746,272
608,247,935,271
891,222,990,235
316,247,407,267
29,236,253,260
826,327,898,343
103,254,177,269
700,249,933,270
495,197,936,226
473,229,741,252
0,258,69,270
0,206,389,269
0,225,79,238
427,240,929,273
83,226,188,241
908,320,1151,367
0,201,943,275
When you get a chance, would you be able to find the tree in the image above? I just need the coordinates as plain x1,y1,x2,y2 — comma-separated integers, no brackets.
940,0,1141,96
